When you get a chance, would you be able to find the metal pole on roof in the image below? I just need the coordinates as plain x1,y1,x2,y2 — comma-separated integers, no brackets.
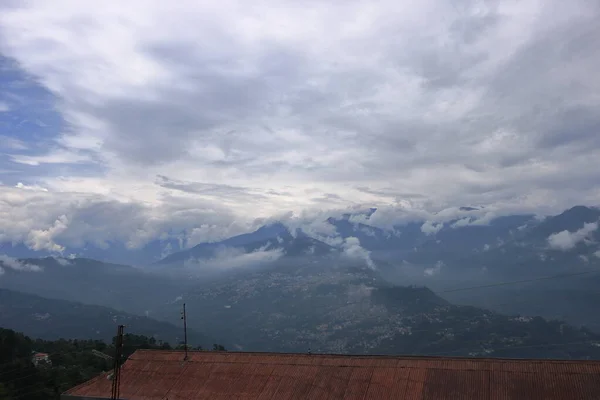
111,324,125,400
181,303,188,360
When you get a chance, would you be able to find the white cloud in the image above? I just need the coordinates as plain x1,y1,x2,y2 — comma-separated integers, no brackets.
0,0,599,251
159,242,173,259
184,245,284,271
0,185,247,252
26,215,69,253
54,256,71,266
341,237,375,269
10,150,92,166
421,221,443,235
0,101,9,112
594,250,600,259
424,261,444,277
15,182,48,192
0,254,42,272
547,222,599,251
451,218,473,228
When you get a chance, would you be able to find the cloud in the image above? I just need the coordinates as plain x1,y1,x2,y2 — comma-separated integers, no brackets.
547,222,599,251
15,182,48,192
0,254,42,272
10,150,92,166
341,237,375,269
0,0,599,252
183,245,284,271
26,215,69,252
155,175,268,200
421,221,444,235
424,261,444,277
594,250,600,259
0,135,27,150
159,242,173,260
451,218,473,228
53,256,71,266
0,185,247,252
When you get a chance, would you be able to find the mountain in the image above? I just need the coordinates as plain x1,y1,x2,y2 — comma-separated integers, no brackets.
145,255,600,358
449,206,600,276
157,223,334,266
2,205,598,268
400,214,538,265
4,252,600,358
0,288,213,347
0,257,185,317
529,206,600,240
0,237,184,266
427,206,600,330
3,204,600,356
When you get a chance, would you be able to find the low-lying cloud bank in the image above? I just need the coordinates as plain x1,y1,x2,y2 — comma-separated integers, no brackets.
0,254,42,276
183,245,284,272
547,222,599,251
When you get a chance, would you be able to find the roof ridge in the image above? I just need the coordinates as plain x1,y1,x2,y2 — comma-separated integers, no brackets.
129,349,600,364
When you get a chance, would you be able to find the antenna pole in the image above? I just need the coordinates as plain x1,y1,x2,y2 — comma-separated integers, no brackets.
111,324,125,400
182,303,188,360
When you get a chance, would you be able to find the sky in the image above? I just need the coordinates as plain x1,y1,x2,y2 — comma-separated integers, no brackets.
0,0,600,252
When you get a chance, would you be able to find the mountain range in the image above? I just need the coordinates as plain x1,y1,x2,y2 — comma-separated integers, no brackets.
2,205,599,270
1,205,600,357
0,288,212,347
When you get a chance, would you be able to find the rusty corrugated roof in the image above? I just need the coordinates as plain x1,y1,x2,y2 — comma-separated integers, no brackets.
63,350,600,399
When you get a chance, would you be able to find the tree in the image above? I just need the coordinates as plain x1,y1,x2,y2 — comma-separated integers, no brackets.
212,344,226,351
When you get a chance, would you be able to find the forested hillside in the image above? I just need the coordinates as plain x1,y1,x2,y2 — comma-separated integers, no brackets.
0,327,225,400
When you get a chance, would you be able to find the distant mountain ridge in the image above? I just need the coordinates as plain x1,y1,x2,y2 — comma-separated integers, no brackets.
0,257,185,317
0,288,213,347
3,207,600,356
157,206,597,266
157,223,334,266
1,205,599,269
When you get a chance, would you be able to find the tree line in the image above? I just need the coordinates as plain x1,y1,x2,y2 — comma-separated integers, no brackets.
0,327,226,400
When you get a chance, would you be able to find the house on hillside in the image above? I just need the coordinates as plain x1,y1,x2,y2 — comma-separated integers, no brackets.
62,349,600,399
31,352,51,367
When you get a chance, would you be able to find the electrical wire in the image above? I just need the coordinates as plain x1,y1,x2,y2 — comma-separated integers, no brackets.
435,269,600,294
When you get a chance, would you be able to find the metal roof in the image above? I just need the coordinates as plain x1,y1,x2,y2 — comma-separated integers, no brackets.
63,350,600,399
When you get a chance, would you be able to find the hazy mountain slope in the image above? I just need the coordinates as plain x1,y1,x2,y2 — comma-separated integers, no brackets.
0,257,184,317
528,206,600,242
146,256,600,358
0,238,184,266
0,288,213,347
